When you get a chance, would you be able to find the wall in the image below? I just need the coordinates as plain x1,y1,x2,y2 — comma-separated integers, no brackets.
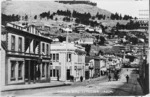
1,47,6,87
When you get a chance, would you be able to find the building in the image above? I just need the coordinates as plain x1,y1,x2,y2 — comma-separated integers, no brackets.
88,58,95,78
75,38,94,45
99,58,106,75
1,21,52,88
93,57,101,77
138,10,149,21
85,56,103,78
50,42,86,81
85,56,93,79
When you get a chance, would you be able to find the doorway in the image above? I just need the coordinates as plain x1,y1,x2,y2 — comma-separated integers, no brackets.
67,69,70,80
25,60,36,83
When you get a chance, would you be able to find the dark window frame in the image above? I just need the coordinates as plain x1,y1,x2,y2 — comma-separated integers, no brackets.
18,37,22,52
18,61,23,79
42,63,45,77
11,61,16,80
56,53,59,62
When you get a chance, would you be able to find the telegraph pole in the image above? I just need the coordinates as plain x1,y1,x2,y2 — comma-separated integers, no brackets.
148,7,150,93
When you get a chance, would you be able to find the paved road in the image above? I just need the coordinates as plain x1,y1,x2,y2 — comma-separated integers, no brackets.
1,68,143,96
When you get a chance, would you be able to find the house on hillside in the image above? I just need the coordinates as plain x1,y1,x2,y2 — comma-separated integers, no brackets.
74,25,85,33
95,27,102,33
75,38,94,45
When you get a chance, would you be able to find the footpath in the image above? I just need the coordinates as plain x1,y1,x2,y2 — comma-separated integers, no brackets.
1,81,71,92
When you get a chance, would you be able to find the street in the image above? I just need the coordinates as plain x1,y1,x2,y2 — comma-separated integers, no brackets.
1,68,143,96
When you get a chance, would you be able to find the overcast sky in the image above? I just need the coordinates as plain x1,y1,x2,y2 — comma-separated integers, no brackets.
6,0,149,17
92,0,149,17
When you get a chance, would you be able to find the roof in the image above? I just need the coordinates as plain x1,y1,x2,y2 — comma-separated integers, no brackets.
51,42,85,53
6,26,52,43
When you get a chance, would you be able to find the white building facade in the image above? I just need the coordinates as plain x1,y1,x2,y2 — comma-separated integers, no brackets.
50,42,86,81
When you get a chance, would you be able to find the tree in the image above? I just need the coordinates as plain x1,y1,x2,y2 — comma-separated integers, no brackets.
119,14,122,20
34,15,37,19
98,36,106,45
82,44,91,56
25,14,28,21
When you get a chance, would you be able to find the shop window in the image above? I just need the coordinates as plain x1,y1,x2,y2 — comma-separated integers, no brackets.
42,63,45,77
11,35,15,51
11,61,16,80
18,37,22,52
56,54,59,62
18,61,23,80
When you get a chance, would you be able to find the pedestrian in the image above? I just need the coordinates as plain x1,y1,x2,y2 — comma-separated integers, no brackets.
126,75,129,83
108,74,111,81
80,76,83,82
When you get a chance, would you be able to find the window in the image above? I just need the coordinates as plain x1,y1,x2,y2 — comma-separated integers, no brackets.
50,69,52,77
53,54,55,62
56,54,59,62
42,63,45,77
42,43,45,53
53,69,55,77
18,61,23,79
50,54,52,61
46,44,49,55
11,35,15,51
57,70,59,76
18,37,22,52
11,61,16,80
67,53,71,62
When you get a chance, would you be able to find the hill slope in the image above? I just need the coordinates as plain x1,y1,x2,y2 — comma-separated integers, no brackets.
2,1,111,16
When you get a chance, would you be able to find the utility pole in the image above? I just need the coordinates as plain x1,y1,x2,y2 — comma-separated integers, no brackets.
148,7,150,93
64,28,71,81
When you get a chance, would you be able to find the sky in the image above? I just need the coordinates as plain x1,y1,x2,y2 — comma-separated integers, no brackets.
4,0,149,17
92,0,149,17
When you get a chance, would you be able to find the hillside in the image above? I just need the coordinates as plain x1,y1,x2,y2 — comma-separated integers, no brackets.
2,1,111,16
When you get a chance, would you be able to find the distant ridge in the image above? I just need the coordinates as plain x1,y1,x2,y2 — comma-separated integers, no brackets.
55,0,97,6
2,1,111,16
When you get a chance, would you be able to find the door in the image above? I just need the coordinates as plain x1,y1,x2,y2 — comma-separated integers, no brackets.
85,71,89,79
25,60,29,81
67,69,70,80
